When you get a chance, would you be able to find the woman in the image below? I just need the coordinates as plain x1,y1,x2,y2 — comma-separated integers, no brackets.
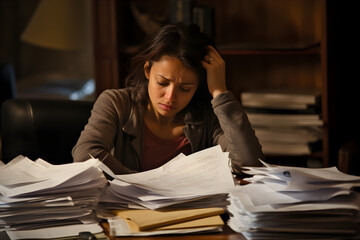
72,23,264,174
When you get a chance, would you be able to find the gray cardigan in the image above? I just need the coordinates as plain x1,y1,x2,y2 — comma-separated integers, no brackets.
72,88,264,174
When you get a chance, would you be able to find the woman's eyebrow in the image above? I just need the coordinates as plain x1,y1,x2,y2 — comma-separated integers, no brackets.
156,74,197,85
156,74,170,81
181,82,197,86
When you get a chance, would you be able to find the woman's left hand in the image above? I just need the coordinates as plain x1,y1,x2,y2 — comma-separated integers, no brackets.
202,46,228,99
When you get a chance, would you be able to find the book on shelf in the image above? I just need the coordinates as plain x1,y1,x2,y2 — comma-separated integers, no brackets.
249,118,323,155
254,126,323,144
244,106,320,115
246,112,323,127
169,0,215,40
218,42,321,51
253,125,323,156
241,88,321,110
241,89,323,127
261,141,311,155
259,140,322,156
241,88,323,156
169,0,192,24
192,6,214,40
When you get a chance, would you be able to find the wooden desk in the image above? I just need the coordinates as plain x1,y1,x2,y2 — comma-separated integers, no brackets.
101,222,247,240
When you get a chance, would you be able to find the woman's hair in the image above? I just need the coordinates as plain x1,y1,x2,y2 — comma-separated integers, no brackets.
125,22,214,107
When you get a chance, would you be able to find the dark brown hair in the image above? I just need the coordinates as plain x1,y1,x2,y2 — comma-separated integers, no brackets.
125,22,214,107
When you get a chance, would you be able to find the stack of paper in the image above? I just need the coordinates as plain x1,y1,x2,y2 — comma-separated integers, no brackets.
0,155,107,239
241,88,323,156
97,145,236,236
227,161,360,239
241,88,321,110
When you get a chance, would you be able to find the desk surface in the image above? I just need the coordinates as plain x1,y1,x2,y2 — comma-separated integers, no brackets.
101,222,247,240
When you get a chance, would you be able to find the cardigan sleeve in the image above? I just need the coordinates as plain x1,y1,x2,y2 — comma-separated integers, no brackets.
72,89,135,174
211,91,264,173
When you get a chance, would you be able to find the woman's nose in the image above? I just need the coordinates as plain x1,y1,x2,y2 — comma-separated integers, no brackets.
165,86,176,102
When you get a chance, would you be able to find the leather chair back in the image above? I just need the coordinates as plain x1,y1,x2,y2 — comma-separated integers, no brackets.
0,63,16,103
1,99,93,164
0,63,17,130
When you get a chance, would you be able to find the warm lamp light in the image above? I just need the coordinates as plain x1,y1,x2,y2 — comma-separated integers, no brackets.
21,0,91,50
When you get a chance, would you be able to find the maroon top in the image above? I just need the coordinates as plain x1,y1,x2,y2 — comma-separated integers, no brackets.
141,123,192,171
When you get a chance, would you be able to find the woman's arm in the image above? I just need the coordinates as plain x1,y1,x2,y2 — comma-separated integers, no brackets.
211,91,264,172
72,89,135,174
202,46,264,173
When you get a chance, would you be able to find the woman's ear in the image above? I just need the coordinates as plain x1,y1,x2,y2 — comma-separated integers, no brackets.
144,61,150,79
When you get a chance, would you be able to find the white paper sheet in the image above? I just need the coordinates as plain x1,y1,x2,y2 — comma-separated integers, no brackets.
0,157,104,197
104,145,235,198
6,223,103,239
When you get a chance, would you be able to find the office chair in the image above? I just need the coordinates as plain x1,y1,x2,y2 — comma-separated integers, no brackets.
1,98,93,164
0,63,16,102
0,63,17,128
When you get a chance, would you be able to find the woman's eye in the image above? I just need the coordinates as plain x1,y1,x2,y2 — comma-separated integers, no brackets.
157,82,168,86
181,88,191,92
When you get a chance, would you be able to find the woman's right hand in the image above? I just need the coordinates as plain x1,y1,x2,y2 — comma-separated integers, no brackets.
201,46,228,99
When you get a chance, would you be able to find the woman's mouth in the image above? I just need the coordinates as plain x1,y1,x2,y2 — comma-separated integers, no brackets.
159,103,174,111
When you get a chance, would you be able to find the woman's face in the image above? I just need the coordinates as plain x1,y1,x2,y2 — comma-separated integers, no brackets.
145,55,199,119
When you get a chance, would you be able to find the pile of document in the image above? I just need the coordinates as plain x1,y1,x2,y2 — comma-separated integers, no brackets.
0,156,108,239
227,161,360,239
241,88,323,156
97,145,236,236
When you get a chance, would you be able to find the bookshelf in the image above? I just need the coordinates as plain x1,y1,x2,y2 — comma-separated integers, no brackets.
92,0,347,168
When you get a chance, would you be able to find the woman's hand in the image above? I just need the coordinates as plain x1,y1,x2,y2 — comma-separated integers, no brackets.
202,46,228,99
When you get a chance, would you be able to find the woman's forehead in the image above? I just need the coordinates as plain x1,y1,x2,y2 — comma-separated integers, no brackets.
150,56,199,82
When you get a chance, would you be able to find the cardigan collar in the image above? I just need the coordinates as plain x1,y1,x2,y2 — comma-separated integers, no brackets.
122,103,204,138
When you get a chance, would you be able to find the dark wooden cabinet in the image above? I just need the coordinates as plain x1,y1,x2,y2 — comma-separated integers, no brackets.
92,0,356,168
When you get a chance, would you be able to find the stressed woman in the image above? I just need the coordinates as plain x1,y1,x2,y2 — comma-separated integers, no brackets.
72,23,264,174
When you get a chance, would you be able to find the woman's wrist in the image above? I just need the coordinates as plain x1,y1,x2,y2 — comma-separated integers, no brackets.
212,89,228,99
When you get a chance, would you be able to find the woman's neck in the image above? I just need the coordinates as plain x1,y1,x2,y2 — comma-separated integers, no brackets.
144,103,185,140
145,103,184,126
